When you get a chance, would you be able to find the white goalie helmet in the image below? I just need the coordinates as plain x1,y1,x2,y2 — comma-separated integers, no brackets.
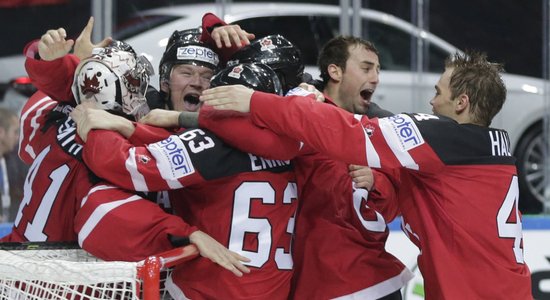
72,45,154,120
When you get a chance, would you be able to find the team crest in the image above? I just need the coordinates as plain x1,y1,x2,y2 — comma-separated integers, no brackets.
260,38,276,51
363,124,375,137
80,73,101,95
228,66,244,79
138,154,151,164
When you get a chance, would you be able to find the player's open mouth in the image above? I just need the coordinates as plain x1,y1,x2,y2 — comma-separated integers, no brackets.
183,94,201,112
360,89,374,101
184,94,200,105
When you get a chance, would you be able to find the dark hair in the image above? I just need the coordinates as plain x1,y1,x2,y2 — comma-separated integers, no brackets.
445,50,506,126
318,35,378,86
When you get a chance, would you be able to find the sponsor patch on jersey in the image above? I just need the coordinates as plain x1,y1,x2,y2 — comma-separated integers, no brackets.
176,45,219,66
285,87,313,97
381,114,424,151
149,136,195,179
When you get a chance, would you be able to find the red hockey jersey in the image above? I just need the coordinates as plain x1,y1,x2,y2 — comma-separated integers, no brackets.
1,91,88,242
82,127,297,299
74,182,195,261
1,91,191,261
199,98,412,299
246,92,533,300
8,52,194,257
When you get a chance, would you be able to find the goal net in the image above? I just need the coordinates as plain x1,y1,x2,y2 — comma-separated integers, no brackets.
0,242,198,300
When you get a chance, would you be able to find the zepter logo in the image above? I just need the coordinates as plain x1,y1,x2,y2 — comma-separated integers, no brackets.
175,45,219,67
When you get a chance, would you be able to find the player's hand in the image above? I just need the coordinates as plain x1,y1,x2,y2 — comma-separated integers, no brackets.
200,85,254,113
189,230,251,277
70,102,135,141
349,164,375,191
139,109,181,128
297,83,325,102
74,16,112,60
211,24,255,48
38,27,74,61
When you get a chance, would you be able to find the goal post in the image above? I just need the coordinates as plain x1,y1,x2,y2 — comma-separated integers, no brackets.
0,242,199,300
139,245,199,300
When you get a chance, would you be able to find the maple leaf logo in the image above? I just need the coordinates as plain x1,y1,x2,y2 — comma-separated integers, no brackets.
80,73,101,94
232,66,243,74
228,66,244,79
364,124,375,137
138,154,151,164
124,72,141,91
261,38,273,47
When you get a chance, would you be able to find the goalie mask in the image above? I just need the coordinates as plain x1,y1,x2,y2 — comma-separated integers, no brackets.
210,63,283,95
72,46,154,120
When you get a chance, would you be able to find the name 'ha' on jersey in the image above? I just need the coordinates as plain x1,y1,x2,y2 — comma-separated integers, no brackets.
247,92,532,300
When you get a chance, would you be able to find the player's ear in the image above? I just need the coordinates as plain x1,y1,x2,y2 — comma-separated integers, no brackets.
160,80,170,93
455,93,469,113
327,64,342,82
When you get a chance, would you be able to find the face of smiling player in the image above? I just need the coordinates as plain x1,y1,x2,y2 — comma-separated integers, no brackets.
165,64,214,112
332,44,380,114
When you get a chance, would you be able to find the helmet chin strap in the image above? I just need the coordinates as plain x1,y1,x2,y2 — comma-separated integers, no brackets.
165,89,174,110
162,70,175,110
114,79,123,109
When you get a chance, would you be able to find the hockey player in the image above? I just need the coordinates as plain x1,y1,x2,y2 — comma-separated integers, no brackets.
141,35,412,300
71,63,298,299
199,50,534,299
4,23,250,275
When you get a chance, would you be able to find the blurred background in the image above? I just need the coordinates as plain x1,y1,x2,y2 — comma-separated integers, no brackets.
0,0,544,77
1,3,549,201
4,0,550,213
0,1,549,298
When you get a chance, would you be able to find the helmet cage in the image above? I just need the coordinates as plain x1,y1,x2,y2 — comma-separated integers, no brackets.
72,47,153,120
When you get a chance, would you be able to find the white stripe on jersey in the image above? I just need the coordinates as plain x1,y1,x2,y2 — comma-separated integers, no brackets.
355,114,381,168
78,194,142,246
81,185,117,207
126,147,150,191
165,274,191,300
378,115,420,170
20,96,56,160
332,268,414,300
